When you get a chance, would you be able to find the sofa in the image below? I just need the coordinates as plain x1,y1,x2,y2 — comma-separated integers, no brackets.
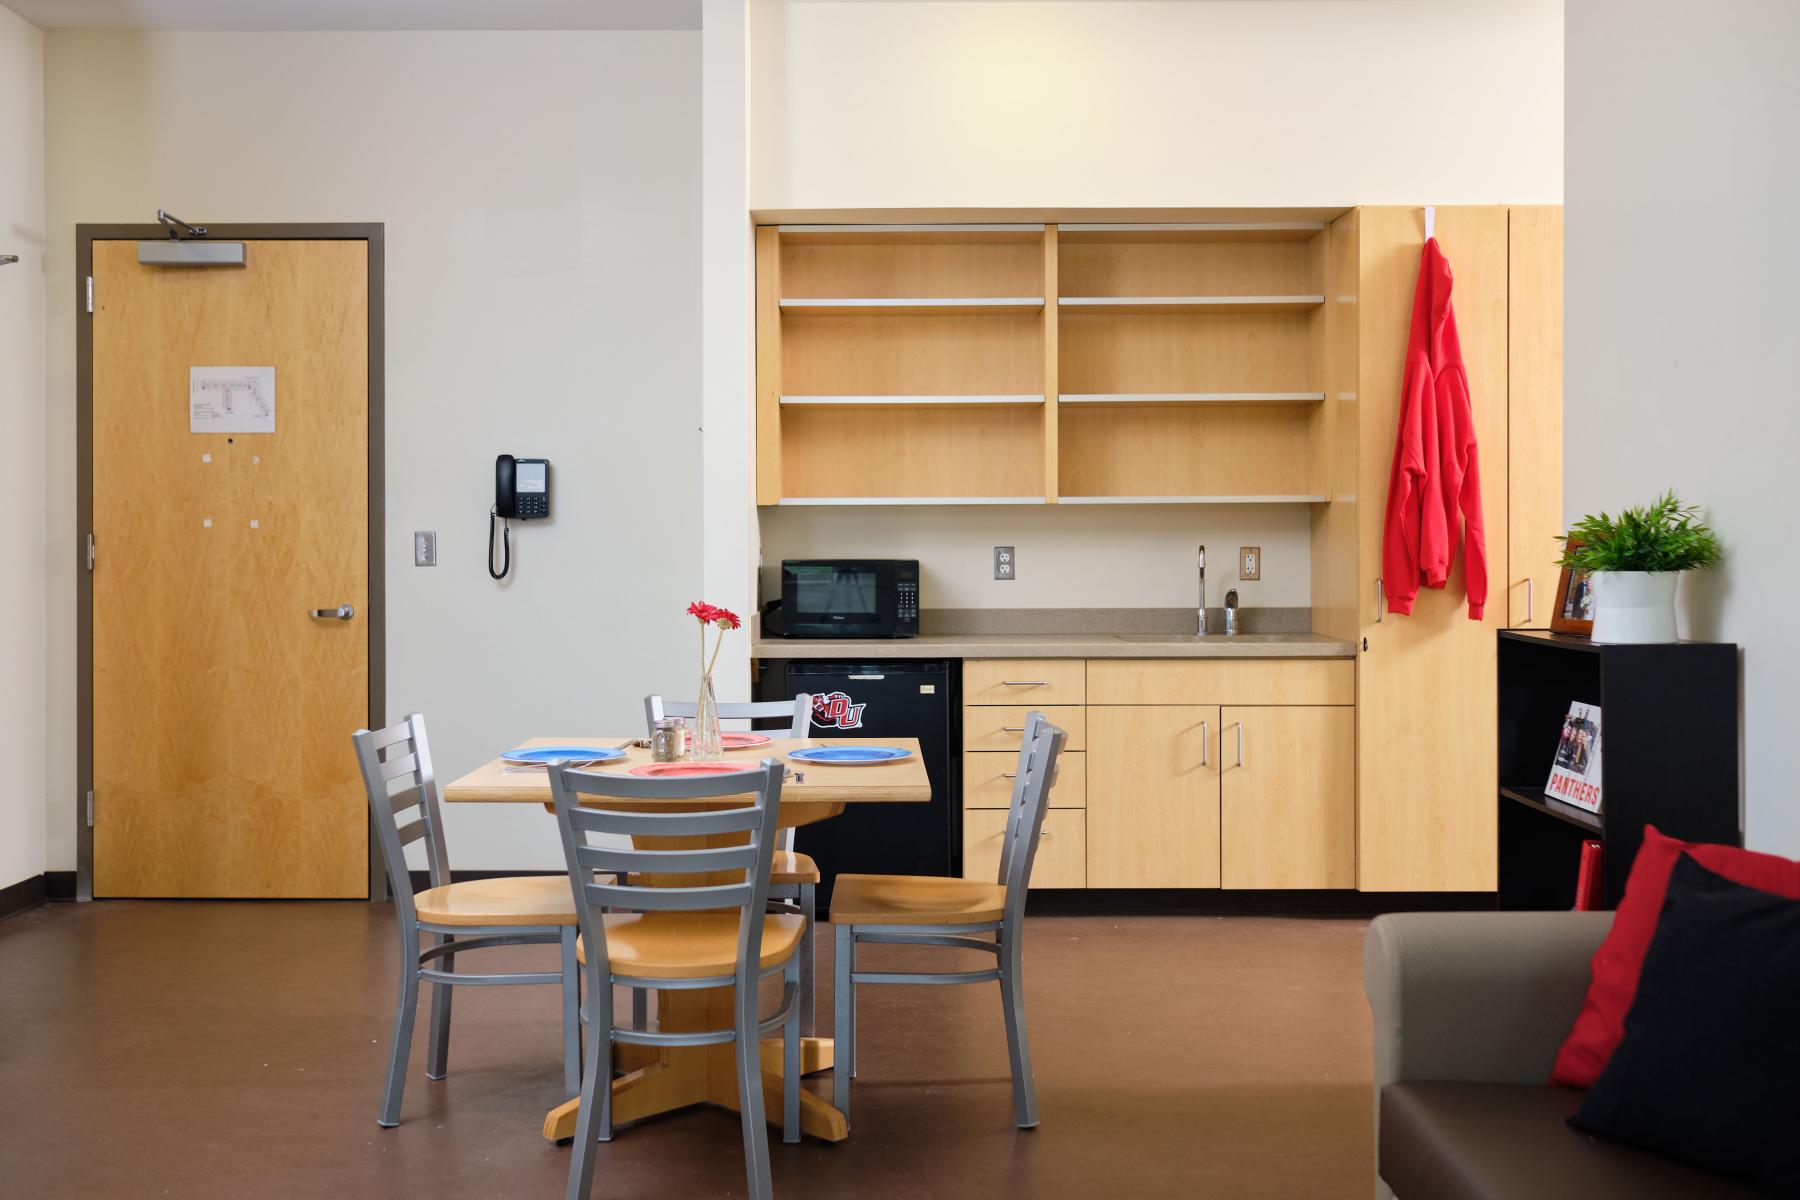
1364,911,1760,1199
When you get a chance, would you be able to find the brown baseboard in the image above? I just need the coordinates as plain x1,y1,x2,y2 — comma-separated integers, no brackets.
0,874,50,921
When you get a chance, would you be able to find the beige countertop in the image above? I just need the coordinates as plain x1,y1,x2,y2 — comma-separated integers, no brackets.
751,631,1356,660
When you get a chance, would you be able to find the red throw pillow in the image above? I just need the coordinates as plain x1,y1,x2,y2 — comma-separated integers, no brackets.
1551,825,1800,1089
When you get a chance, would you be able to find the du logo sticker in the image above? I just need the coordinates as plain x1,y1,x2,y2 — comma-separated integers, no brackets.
812,691,866,730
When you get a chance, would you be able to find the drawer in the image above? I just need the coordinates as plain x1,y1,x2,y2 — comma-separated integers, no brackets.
1087,658,1353,707
962,808,1086,889
963,750,1086,810
963,705,1086,753
963,658,1086,706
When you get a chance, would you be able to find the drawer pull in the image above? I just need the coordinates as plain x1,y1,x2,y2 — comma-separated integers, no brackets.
1002,726,1025,733
1002,772,1017,779
1002,680,1050,687
1039,829,1052,839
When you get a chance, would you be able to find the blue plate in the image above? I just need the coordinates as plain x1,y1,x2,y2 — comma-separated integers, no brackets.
501,746,628,766
787,746,913,766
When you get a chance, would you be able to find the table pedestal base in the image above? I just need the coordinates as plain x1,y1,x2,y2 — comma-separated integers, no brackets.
542,984,845,1143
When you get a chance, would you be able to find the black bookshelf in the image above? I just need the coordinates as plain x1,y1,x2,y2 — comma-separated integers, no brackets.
1497,629,1740,910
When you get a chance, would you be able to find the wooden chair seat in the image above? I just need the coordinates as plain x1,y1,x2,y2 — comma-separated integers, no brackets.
578,912,806,980
413,875,577,927
828,873,1008,926
769,850,820,886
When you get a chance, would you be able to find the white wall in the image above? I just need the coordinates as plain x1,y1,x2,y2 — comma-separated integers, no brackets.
750,0,1564,211
747,0,1563,616
44,30,701,871
1565,0,1800,855
759,504,1310,610
0,4,47,893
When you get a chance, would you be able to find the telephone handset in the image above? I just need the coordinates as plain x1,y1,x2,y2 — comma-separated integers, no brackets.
489,455,550,580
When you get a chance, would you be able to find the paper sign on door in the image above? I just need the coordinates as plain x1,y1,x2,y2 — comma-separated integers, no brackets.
190,366,275,434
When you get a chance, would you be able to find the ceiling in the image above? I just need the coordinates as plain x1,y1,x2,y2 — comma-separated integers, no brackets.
3,0,702,31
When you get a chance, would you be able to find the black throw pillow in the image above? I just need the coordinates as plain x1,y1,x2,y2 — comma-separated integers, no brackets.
1570,853,1800,1194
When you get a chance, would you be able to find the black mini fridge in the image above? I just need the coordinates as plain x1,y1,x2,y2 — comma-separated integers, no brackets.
757,660,959,913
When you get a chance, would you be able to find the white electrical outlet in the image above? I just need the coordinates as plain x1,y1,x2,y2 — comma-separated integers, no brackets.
415,531,438,566
994,546,1016,580
1239,546,1261,581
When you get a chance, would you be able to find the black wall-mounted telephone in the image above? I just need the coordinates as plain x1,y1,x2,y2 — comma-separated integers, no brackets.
489,454,550,580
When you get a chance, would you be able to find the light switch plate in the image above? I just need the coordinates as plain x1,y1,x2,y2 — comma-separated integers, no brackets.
1239,546,1261,581
994,546,1016,580
414,531,438,567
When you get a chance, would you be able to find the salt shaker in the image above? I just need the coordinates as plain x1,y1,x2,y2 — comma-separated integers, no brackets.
651,717,687,762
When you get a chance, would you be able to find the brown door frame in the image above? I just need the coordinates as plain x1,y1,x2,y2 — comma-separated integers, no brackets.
75,223,387,902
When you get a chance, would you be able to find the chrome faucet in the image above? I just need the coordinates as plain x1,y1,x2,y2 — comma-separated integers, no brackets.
1197,545,1207,634
1225,588,1240,636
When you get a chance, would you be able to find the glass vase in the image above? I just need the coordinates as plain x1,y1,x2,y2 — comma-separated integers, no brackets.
692,673,723,761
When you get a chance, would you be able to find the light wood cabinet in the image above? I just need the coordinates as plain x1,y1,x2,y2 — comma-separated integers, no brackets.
1087,658,1352,707
1220,706,1355,889
963,750,1085,810
962,808,1086,889
963,658,1085,706
963,705,1086,753
1507,207,1564,631
1087,705,1221,888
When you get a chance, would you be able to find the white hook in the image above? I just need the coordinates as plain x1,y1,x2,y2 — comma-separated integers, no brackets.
1423,205,1436,241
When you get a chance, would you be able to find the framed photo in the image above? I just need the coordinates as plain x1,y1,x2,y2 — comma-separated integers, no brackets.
1551,538,1595,636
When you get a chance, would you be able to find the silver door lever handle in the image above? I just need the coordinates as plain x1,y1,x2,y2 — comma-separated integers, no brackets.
309,604,354,620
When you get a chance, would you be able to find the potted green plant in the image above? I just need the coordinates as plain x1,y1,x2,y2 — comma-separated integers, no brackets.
1559,490,1722,643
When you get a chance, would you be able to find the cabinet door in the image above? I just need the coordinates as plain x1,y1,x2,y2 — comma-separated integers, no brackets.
1087,705,1220,888
1508,206,1564,629
1220,706,1355,889
962,809,1086,888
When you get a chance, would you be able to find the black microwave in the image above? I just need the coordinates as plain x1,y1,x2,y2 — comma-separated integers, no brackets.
773,559,919,638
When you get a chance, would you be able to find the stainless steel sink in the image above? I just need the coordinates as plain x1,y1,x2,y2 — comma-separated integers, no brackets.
1110,633,1292,643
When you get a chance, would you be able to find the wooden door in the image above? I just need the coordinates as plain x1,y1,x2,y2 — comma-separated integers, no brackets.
1507,207,1564,629
1220,706,1355,889
92,239,369,897
1087,705,1220,887
1355,207,1509,892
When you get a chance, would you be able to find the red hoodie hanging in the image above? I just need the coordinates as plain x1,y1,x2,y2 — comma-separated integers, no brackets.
1380,235,1487,620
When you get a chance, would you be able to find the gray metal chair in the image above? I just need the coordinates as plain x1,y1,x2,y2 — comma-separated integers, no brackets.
353,713,580,1128
549,758,802,1200
644,692,819,1034
828,711,1066,1128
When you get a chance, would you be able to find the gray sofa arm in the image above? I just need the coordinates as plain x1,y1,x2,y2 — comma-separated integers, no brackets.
1365,911,1611,1090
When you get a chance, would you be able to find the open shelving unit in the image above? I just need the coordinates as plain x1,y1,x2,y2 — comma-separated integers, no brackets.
755,219,1338,506
1496,630,1740,910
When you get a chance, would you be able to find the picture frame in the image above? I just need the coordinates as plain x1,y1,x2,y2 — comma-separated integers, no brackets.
1551,538,1595,636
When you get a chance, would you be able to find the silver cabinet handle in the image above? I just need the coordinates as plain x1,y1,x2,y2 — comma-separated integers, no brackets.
1376,579,1386,623
1526,576,1534,625
1002,726,1025,733
1200,719,1209,767
1002,680,1050,687
1234,721,1244,767
1039,829,1052,839
310,604,354,620
1002,772,1017,779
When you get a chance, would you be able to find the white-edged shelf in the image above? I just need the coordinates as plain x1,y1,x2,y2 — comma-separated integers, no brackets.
777,223,1045,245
774,496,1048,507
780,297,1045,316
1059,392,1325,407
1058,494,1328,505
1059,295,1324,315
1057,221,1325,244
781,394,1044,408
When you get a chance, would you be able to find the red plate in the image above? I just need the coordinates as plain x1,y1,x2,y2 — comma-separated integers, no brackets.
722,732,772,750
627,761,751,778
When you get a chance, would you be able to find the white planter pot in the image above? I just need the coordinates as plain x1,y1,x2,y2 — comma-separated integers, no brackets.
1589,570,1679,643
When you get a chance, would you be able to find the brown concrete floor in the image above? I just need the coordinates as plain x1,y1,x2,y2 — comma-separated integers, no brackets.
0,902,1373,1199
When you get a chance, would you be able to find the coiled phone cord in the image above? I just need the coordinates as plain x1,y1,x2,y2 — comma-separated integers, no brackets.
488,506,511,580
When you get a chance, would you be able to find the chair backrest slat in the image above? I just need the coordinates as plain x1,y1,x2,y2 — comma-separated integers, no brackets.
995,713,1067,927
645,693,813,738
577,842,760,875
551,759,784,994
353,713,452,915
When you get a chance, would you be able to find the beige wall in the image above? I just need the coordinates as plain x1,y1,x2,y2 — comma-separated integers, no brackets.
747,0,1563,615
44,29,701,872
1565,0,1799,855
0,3,46,892
759,504,1311,610
750,0,1564,211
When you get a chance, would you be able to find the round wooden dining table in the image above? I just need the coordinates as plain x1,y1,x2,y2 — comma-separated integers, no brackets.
441,735,932,1143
